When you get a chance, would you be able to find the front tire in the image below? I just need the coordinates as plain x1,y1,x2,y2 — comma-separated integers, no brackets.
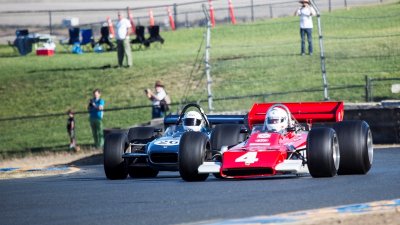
333,121,373,175
104,132,129,180
307,127,340,178
179,132,210,182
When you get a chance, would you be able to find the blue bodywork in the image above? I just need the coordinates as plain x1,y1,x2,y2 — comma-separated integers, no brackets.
122,114,245,172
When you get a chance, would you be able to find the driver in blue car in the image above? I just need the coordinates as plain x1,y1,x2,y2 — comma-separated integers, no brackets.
183,111,205,132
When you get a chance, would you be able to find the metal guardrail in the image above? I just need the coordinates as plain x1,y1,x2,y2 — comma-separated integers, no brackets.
365,76,400,102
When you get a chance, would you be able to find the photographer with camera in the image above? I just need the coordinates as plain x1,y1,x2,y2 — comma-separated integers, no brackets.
87,89,105,149
145,81,170,119
294,0,316,56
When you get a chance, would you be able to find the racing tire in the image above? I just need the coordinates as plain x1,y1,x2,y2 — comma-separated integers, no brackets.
210,124,242,179
333,121,373,175
212,173,223,179
128,127,159,177
179,132,210,182
128,167,159,178
210,124,242,150
104,132,129,180
128,127,155,143
307,127,340,178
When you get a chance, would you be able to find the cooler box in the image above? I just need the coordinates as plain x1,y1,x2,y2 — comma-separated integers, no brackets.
36,48,54,56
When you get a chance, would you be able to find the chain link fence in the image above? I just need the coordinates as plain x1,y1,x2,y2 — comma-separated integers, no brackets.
0,0,393,43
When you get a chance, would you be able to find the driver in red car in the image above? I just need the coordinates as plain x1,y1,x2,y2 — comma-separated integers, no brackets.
264,107,289,133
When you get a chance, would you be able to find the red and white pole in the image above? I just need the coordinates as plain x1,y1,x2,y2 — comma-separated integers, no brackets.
106,16,115,38
167,7,176,30
149,9,155,26
127,7,136,33
208,0,216,27
228,0,236,24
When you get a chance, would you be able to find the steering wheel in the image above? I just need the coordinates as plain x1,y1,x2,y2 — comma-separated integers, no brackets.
175,103,211,128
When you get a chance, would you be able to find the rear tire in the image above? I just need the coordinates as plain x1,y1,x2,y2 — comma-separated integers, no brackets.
307,127,340,178
210,124,242,179
128,126,159,178
210,124,242,150
104,133,129,180
333,121,373,175
128,127,155,143
179,132,210,182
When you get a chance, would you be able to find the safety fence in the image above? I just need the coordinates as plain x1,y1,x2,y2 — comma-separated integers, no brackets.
1,76,399,123
0,76,397,157
0,0,393,42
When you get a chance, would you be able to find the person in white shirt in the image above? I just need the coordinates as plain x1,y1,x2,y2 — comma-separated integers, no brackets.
145,80,167,118
295,0,316,55
116,12,132,67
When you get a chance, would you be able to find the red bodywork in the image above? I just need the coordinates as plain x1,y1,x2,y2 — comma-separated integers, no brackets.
220,102,344,178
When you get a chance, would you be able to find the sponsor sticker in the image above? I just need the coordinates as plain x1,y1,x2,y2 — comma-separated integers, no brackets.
257,133,271,138
249,143,271,146
255,139,269,143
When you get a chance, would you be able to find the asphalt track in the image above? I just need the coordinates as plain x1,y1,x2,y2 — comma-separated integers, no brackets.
0,147,399,225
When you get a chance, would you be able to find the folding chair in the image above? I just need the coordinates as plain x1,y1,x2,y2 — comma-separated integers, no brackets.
80,29,95,52
130,26,147,49
16,29,29,37
8,40,18,54
68,28,80,44
97,26,115,51
12,29,33,56
59,27,80,52
145,26,165,47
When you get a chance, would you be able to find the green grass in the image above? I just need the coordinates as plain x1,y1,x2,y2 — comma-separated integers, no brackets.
0,2,399,156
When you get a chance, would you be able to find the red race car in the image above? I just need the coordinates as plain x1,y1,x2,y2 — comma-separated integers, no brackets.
178,102,373,181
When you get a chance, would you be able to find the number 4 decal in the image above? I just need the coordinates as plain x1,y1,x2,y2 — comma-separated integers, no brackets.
235,152,259,165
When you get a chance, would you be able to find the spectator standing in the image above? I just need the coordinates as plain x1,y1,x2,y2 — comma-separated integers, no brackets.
116,12,132,67
66,109,77,150
88,89,105,149
145,81,167,119
295,0,316,56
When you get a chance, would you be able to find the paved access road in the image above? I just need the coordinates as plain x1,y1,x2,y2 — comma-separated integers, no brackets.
1,147,399,225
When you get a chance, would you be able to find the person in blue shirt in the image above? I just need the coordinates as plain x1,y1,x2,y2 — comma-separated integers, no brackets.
87,89,105,148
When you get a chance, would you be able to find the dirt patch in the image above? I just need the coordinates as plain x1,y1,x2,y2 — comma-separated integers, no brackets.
0,148,102,179
294,210,400,225
0,148,102,169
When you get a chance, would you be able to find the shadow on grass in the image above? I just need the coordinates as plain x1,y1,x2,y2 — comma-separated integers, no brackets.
0,53,20,58
217,53,300,61
28,64,115,73
372,96,395,102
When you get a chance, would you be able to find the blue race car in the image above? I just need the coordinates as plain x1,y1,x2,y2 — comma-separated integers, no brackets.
103,103,246,180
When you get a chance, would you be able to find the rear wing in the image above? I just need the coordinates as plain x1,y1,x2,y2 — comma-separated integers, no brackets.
248,102,344,128
164,114,246,126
